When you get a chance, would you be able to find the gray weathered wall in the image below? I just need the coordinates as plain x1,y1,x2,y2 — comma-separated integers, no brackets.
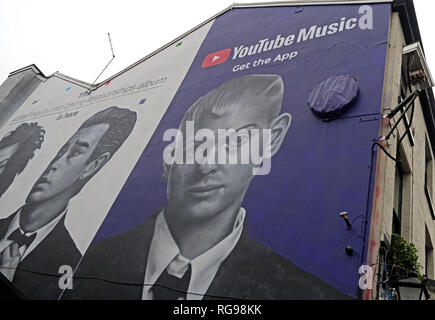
367,12,435,299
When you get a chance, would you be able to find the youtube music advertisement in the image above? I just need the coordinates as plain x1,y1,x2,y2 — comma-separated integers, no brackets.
0,2,391,307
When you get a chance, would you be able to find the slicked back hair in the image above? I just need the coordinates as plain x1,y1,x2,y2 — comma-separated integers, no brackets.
71,106,137,196
181,74,285,129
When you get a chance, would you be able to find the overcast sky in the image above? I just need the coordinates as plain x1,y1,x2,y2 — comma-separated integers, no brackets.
0,0,433,84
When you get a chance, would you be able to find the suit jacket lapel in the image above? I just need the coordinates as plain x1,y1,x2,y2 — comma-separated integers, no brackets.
9,215,81,299
0,210,19,240
203,223,252,300
120,214,156,285
121,209,165,298
73,210,159,299
19,216,81,272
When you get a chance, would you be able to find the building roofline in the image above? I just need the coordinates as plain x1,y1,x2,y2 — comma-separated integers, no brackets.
93,0,392,90
235,0,391,7
8,0,393,91
8,65,92,89
94,3,236,91
8,64,46,79
52,72,92,89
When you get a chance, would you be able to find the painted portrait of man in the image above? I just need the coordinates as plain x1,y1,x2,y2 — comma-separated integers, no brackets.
67,75,349,300
0,106,137,299
0,123,45,198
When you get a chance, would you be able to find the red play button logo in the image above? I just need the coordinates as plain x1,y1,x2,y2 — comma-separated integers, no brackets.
201,48,231,68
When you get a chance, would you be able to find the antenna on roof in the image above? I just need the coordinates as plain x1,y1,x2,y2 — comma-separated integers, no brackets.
88,33,116,91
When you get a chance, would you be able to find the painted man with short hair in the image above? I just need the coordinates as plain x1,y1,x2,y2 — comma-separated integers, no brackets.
69,75,349,300
0,122,45,198
0,106,137,299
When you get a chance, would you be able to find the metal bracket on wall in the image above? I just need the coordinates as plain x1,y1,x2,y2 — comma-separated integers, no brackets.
381,88,421,143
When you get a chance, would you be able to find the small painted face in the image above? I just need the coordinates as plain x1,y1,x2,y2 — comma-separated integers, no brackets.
0,143,20,176
166,103,272,223
27,123,109,203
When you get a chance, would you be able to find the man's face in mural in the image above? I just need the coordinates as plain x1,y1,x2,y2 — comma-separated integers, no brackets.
164,102,288,223
0,143,20,176
27,123,109,203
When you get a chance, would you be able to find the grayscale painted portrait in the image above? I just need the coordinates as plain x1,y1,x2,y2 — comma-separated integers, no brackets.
0,106,137,299
0,123,45,198
67,75,349,300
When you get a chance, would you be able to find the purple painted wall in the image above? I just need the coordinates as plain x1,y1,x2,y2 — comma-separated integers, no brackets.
87,3,391,298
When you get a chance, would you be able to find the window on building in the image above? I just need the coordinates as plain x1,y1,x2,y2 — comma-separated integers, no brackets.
392,144,412,237
425,137,435,220
425,226,434,279
399,68,408,103
393,161,404,235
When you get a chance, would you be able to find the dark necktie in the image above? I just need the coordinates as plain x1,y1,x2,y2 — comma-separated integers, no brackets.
7,228,36,248
152,264,192,300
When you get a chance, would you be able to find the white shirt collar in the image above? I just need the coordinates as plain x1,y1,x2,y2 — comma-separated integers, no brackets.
0,206,67,260
142,207,246,300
